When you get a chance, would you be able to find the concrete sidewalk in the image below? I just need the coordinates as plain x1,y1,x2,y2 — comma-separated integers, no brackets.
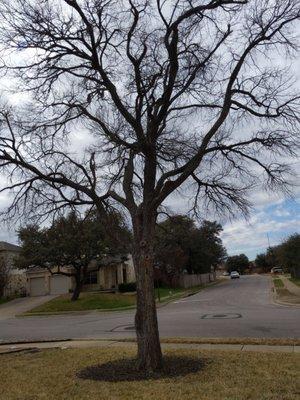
281,276,300,297
0,296,57,320
0,339,299,355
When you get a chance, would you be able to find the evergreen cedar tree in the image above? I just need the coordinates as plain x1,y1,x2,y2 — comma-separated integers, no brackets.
17,211,131,301
255,234,300,278
0,1,299,371
226,253,249,274
155,216,226,284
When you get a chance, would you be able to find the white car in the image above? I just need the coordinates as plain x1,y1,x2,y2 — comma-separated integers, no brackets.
271,267,283,274
230,271,240,279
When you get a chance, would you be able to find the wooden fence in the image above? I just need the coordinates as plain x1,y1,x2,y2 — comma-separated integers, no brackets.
177,272,216,288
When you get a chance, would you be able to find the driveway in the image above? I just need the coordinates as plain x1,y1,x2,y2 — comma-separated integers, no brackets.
0,296,57,321
0,275,299,343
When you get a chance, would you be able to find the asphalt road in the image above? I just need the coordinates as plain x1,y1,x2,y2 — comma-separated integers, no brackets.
0,275,299,343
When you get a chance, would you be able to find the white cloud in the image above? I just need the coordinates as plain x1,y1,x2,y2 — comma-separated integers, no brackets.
273,207,291,218
221,207,300,260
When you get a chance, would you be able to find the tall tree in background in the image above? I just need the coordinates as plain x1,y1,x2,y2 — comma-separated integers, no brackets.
255,253,271,272
154,215,194,285
155,216,226,284
257,233,300,277
190,220,227,273
0,1,299,371
17,211,131,300
279,234,300,278
226,253,249,273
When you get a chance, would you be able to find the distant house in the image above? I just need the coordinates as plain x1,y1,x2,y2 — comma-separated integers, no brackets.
215,262,227,277
26,254,136,296
0,241,26,297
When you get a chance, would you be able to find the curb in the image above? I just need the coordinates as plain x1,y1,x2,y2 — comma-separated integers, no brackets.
18,281,222,317
1,339,299,354
2,336,299,347
271,281,300,308
156,280,223,309
0,338,72,346
18,305,136,317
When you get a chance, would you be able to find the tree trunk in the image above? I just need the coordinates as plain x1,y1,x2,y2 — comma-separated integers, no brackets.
132,214,163,372
71,273,82,301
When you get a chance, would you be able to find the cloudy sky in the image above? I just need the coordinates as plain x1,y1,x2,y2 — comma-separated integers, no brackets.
2,127,298,260
221,193,300,260
1,179,299,260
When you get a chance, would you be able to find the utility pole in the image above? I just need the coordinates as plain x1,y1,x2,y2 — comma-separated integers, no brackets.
267,233,271,249
267,233,275,268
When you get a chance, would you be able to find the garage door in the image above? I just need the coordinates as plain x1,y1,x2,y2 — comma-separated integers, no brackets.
30,277,47,296
50,275,69,295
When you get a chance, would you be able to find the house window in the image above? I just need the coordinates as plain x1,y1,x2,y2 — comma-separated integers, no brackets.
84,271,98,285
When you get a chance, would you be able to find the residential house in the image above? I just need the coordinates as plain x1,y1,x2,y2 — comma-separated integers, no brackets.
0,241,26,297
26,254,136,296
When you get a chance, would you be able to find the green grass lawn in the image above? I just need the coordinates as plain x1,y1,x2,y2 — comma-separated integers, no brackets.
29,292,137,313
0,298,9,305
27,283,215,314
0,347,299,400
155,283,216,302
289,277,300,287
28,289,187,313
155,287,183,300
273,278,284,288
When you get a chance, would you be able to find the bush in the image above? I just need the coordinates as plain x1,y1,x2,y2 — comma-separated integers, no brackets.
118,282,136,293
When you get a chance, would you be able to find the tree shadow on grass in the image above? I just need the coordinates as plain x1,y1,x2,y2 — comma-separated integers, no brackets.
77,355,207,382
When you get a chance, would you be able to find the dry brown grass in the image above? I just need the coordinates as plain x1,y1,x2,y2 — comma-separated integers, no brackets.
0,347,299,400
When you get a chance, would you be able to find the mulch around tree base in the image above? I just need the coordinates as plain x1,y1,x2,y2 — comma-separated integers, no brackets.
77,355,206,382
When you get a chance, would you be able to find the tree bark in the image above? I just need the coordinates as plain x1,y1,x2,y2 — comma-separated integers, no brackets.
132,213,163,372
71,272,82,301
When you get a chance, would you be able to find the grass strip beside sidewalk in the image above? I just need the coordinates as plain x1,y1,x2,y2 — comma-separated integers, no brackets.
273,278,284,288
273,276,300,305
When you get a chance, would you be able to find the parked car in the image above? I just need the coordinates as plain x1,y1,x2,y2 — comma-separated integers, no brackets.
271,267,283,274
230,271,240,279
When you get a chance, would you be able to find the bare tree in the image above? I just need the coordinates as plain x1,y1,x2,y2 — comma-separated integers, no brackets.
0,0,299,371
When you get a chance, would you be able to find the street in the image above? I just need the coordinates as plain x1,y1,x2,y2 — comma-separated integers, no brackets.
0,275,299,343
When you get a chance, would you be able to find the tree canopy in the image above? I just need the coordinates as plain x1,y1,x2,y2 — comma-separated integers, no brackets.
255,233,300,278
17,210,131,300
155,215,226,285
279,234,300,278
226,253,249,274
190,220,227,274
255,253,271,273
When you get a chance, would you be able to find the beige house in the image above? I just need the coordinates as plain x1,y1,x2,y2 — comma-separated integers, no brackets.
26,254,136,296
0,241,26,297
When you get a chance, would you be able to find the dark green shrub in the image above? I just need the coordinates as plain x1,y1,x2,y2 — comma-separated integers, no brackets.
118,282,136,292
